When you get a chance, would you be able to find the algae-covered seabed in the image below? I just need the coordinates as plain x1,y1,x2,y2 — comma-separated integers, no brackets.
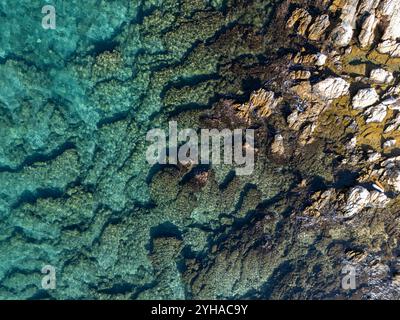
0,0,376,299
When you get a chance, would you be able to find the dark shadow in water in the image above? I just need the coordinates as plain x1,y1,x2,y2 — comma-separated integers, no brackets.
89,40,119,57
147,222,183,253
332,170,359,189
219,170,236,190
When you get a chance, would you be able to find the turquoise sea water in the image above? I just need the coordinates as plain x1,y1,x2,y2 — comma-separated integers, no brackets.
0,0,295,299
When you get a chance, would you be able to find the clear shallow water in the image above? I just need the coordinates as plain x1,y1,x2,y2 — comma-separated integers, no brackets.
0,0,294,299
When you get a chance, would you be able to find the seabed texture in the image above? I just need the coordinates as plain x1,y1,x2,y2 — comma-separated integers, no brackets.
1,0,400,300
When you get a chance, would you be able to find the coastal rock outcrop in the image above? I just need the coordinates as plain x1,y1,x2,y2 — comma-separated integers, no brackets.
352,88,380,109
313,77,350,100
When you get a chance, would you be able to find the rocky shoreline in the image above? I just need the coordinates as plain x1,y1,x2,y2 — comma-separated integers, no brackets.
197,0,400,299
2,0,400,300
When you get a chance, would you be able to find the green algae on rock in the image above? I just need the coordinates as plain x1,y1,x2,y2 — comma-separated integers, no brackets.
0,0,286,299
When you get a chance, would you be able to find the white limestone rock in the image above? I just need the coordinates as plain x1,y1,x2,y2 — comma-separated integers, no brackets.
383,85,400,101
346,136,357,151
369,190,390,208
370,68,394,84
382,97,400,110
377,40,400,57
344,185,390,218
313,77,350,100
331,23,354,47
352,88,379,109
379,0,400,42
365,104,387,123
379,0,398,16
383,139,396,149
340,0,360,25
374,0,400,56
315,53,328,66
330,0,360,47
367,152,382,162
344,186,371,218
357,0,381,15
359,13,378,48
